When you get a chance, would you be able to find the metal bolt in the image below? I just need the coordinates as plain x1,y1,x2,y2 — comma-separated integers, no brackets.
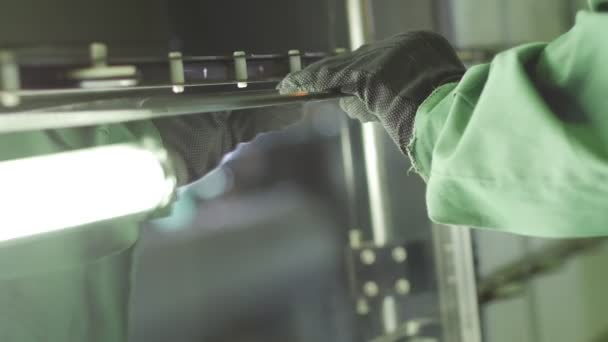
233,51,248,88
90,42,108,67
356,298,370,315
360,249,376,265
288,49,302,72
392,246,408,263
363,281,379,297
169,52,185,93
395,278,411,295
0,51,20,107
349,230,362,248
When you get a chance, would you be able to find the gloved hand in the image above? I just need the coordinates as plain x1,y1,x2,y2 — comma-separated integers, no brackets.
152,105,302,185
278,31,464,154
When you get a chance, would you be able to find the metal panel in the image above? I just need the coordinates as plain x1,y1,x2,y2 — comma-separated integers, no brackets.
432,225,482,342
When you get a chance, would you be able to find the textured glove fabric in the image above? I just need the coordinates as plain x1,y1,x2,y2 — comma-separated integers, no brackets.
152,105,302,185
278,31,465,154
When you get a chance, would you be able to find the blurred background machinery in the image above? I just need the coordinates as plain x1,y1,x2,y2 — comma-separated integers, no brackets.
2,0,608,342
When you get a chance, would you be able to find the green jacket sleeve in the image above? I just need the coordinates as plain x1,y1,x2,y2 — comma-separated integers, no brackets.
409,10,608,237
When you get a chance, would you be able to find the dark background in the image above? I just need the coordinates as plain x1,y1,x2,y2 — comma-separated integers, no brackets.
0,0,349,56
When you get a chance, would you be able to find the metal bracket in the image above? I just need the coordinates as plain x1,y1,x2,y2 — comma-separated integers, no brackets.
347,230,434,314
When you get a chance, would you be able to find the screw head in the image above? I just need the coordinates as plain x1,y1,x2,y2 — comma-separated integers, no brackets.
356,298,370,315
395,278,411,295
392,247,408,263
363,281,379,297
360,249,376,265
168,51,182,59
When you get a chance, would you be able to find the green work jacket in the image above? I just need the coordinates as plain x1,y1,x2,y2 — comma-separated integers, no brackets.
411,8,608,237
1,3,606,341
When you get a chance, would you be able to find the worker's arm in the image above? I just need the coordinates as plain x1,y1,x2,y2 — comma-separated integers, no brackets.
151,106,302,186
414,10,608,237
279,9,608,237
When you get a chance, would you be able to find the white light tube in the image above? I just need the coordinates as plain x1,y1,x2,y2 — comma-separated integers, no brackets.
0,143,176,242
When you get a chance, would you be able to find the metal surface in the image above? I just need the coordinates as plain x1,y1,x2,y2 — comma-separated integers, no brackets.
432,225,482,342
233,51,248,88
0,46,493,116
0,90,348,133
346,0,400,335
347,240,433,299
7,50,329,94
168,51,185,93
0,48,356,133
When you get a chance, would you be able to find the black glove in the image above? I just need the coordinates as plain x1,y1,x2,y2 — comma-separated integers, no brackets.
152,105,302,185
278,31,464,154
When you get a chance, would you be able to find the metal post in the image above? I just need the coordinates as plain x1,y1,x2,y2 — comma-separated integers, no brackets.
432,225,482,342
169,52,185,94
0,51,20,107
345,0,399,334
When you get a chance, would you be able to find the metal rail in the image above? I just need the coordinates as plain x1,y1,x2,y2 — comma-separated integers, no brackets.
0,90,348,133
0,42,497,134
478,238,606,304
432,225,482,342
